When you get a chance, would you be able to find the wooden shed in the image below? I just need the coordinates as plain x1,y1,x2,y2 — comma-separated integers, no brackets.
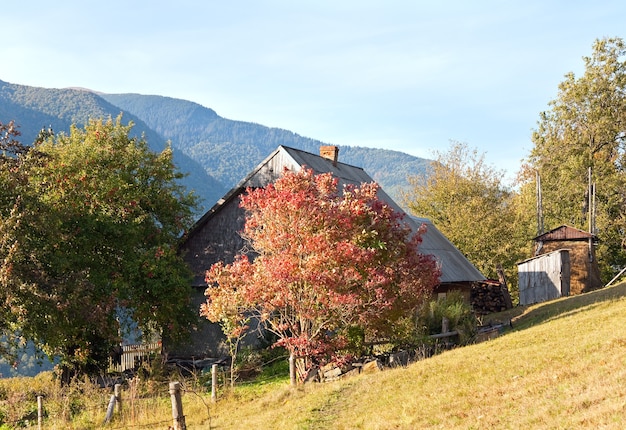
166,145,486,360
518,249,571,305
533,225,602,295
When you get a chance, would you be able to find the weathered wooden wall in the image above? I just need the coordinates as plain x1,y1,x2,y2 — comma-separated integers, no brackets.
169,161,282,359
167,194,247,359
518,249,571,305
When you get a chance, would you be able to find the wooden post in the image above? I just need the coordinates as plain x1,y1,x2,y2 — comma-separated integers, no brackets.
211,364,218,402
442,317,449,334
289,354,296,386
104,394,116,424
169,381,187,430
114,383,122,415
37,395,43,430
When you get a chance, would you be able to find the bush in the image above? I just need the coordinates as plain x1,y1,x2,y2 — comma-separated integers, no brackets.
419,292,478,344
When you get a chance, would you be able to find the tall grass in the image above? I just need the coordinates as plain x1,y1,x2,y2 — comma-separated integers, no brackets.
0,370,215,429
2,282,626,429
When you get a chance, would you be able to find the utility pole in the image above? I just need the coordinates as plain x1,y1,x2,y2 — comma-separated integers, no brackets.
536,171,544,237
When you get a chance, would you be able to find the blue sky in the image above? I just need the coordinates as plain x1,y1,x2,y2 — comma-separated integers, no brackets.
2,1,625,181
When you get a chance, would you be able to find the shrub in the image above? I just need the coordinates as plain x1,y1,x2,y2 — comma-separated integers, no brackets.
419,292,478,344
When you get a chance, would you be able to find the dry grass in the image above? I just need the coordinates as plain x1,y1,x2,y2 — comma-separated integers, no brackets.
2,281,626,429
0,372,216,429
208,281,626,429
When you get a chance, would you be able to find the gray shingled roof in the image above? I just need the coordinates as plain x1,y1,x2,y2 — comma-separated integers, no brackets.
281,145,374,185
406,217,485,283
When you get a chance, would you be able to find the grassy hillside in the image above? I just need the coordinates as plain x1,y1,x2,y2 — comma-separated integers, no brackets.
3,282,626,429
206,282,626,429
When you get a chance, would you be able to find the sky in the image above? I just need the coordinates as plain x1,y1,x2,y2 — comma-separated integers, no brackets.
2,1,626,182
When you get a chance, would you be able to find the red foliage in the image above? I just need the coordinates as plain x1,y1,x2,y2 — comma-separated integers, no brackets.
203,168,440,378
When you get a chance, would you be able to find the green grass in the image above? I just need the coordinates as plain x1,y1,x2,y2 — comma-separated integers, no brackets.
3,282,626,429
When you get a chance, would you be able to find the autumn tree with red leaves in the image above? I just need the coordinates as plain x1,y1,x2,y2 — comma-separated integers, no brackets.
202,168,440,381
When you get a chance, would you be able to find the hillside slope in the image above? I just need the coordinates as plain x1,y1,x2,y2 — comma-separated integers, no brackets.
0,79,432,212
207,282,626,429
0,80,226,211
2,281,624,427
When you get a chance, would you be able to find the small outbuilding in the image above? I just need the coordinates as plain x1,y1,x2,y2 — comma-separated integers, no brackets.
532,225,602,295
518,249,571,305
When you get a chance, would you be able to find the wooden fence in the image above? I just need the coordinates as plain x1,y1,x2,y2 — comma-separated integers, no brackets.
109,342,162,373
28,381,191,430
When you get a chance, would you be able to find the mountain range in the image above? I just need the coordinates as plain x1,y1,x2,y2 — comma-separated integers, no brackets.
0,79,431,214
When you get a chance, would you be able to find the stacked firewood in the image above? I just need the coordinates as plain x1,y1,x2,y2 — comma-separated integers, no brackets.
471,280,512,315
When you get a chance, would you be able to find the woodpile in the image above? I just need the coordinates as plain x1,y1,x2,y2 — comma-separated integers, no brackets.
307,349,433,383
471,280,512,315
304,317,509,383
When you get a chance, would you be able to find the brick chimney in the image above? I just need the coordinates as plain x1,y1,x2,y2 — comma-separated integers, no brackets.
320,145,339,166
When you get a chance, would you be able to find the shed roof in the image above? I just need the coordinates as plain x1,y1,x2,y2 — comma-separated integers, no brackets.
533,225,596,242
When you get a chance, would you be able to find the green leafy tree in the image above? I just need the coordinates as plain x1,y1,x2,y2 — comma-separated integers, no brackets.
202,168,440,381
0,117,197,379
405,141,528,297
521,37,626,281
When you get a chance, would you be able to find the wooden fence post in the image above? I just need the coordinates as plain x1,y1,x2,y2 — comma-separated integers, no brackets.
289,354,296,386
114,383,122,415
104,394,116,424
211,364,218,402
442,317,449,334
169,381,187,430
37,395,43,430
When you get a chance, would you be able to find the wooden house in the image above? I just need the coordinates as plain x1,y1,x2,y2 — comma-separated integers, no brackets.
532,225,602,295
165,145,486,361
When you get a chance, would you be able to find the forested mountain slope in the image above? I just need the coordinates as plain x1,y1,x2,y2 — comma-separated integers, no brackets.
0,79,431,213
101,93,432,198
0,80,226,211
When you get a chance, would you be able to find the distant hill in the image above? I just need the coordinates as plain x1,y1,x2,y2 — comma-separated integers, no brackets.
0,80,226,212
101,93,432,201
0,80,432,214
